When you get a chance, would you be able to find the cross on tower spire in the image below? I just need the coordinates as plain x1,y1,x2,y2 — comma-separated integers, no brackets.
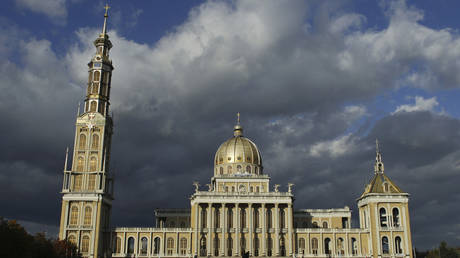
102,3,110,35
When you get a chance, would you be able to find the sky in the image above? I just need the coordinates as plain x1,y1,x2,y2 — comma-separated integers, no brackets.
1,0,460,250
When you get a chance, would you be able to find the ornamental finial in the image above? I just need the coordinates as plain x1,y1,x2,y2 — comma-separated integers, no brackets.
102,3,110,35
233,113,243,137
237,112,240,125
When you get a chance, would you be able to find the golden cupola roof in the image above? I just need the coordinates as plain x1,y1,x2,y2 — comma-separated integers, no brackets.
214,114,262,175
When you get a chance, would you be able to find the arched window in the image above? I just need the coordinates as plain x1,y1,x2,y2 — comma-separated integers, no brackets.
79,134,86,149
380,208,388,227
382,237,389,254
180,238,187,255
127,237,135,254
84,206,92,226
393,208,400,227
280,209,285,228
89,156,97,171
299,238,306,253
231,186,235,192
76,157,84,171
267,209,272,228
250,186,253,192
351,237,358,255
225,186,228,192
239,184,245,192
88,72,93,83
68,235,77,245
91,134,99,149
227,166,232,174
115,237,121,253
153,237,160,254
228,208,233,228
91,82,99,94
90,101,97,112
337,238,344,255
166,237,174,255
395,236,402,254
246,165,251,173
322,221,328,228
214,237,219,256
254,208,259,228
324,238,331,254
94,71,100,81
312,221,318,228
201,207,207,228
88,174,96,190
74,175,82,190
241,209,246,228
237,165,242,172
141,237,148,255
311,238,318,255
219,167,223,175
70,206,79,225
256,186,260,192
81,236,90,253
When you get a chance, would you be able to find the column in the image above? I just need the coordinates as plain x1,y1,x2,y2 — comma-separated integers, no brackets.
288,203,293,256
221,203,226,256
274,203,279,256
249,203,253,256
207,203,212,256
194,203,199,256
235,203,240,256
262,203,266,256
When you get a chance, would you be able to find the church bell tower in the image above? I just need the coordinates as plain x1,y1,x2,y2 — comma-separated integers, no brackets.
58,5,115,258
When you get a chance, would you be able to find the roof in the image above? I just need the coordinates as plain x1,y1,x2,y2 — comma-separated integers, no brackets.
361,172,404,198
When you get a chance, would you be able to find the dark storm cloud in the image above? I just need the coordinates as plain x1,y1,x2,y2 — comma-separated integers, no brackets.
1,0,460,249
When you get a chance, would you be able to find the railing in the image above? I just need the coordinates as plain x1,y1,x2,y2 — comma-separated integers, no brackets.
113,227,193,232
295,228,368,233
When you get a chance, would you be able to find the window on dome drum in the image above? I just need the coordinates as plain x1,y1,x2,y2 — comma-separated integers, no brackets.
84,206,92,226
246,165,251,173
312,238,318,255
237,165,242,172
180,238,187,255
250,186,253,192
225,186,229,192
214,237,219,256
247,157,251,161
89,157,97,171
337,238,345,255
127,237,135,254
382,237,389,254
380,208,388,227
115,237,121,253
256,186,260,192
237,156,241,160
324,238,331,254
228,166,232,174
228,157,231,161
351,237,358,255
232,186,235,192
220,167,223,174
153,237,160,254
322,221,328,228
141,237,148,255
91,134,99,149
81,236,90,253
395,236,403,254
76,157,84,171
70,206,79,225
393,208,400,227
74,175,82,190
90,101,97,112
79,134,86,149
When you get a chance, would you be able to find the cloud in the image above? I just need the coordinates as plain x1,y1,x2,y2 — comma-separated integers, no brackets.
393,96,439,114
2,0,460,250
15,0,67,24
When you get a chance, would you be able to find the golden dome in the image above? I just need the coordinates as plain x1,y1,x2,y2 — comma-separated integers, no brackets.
214,119,262,176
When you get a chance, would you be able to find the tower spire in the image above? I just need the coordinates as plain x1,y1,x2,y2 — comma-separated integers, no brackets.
102,3,110,35
374,139,384,174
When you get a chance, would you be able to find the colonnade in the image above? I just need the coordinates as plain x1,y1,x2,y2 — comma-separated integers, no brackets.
194,202,293,257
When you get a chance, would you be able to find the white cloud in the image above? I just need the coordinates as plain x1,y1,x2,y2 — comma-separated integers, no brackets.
16,0,67,24
393,96,439,114
309,134,357,158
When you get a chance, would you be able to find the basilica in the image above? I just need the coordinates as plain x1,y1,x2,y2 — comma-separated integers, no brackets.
58,7,414,258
